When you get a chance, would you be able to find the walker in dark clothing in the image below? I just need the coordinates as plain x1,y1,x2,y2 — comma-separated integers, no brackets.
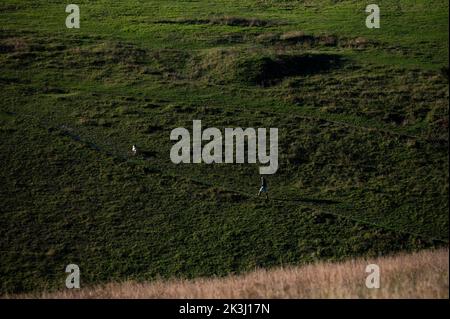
258,176,268,200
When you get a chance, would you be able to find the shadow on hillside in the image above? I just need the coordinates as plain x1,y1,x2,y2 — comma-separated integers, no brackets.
230,53,344,86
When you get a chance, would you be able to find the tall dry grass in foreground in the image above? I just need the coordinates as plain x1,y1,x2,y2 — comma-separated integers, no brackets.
15,248,449,299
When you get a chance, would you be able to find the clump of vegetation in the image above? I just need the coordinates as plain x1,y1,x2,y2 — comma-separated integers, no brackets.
280,31,338,47
157,16,276,27
0,37,29,53
256,31,376,49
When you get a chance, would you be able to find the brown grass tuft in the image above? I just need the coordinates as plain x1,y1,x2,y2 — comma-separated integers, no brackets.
0,37,29,53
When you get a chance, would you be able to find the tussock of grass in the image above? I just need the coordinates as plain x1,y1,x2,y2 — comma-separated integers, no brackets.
0,37,29,53
256,31,376,49
280,31,337,47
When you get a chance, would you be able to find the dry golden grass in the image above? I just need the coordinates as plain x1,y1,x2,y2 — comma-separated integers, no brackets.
12,248,449,299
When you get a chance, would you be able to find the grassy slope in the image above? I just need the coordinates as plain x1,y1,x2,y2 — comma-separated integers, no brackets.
13,248,449,299
0,0,448,293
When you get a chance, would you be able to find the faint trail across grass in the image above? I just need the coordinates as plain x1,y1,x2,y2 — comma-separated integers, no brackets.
9,109,449,245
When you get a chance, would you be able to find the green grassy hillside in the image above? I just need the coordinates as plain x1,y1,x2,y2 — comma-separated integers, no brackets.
0,0,448,294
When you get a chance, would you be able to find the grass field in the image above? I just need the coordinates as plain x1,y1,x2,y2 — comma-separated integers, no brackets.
0,0,448,295
11,248,449,299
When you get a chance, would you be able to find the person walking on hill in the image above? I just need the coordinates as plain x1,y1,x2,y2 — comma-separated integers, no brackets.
258,176,269,200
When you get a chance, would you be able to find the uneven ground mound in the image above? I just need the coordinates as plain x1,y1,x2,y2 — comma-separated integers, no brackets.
189,48,343,86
